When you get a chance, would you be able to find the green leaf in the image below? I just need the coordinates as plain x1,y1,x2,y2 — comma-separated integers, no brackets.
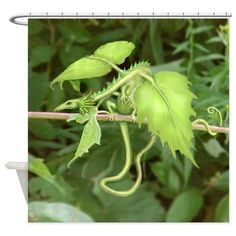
81,149,114,179
152,59,185,73
216,171,229,192
28,155,64,193
46,85,66,112
166,189,203,222
167,169,181,193
183,158,193,188
149,21,164,64
51,57,111,88
95,29,128,43
160,19,186,35
94,41,135,65
191,25,213,35
67,112,90,124
151,162,168,185
28,20,44,35
206,36,223,44
94,178,165,222
59,45,88,67
151,161,181,196
215,194,229,222
29,177,74,203
29,140,65,150
194,43,210,53
68,113,101,167
29,155,52,179
28,202,93,222
51,41,135,88
203,139,227,158
58,20,91,43
59,122,165,222
28,120,58,140
28,72,48,111
30,44,55,67
134,71,197,166
194,54,225,63
69,80,81,92
172,41,189,55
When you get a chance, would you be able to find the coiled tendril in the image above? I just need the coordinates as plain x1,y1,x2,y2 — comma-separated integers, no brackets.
207,106,223,126
192,106,223,136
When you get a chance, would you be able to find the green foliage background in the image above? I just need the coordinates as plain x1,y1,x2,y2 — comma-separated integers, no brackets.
28,19,229,222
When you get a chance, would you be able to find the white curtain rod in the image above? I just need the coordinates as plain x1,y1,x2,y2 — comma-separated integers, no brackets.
10,12,232,26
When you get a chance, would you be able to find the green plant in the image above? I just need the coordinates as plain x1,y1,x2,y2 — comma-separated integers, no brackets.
50,40,221,197
28,19,229,222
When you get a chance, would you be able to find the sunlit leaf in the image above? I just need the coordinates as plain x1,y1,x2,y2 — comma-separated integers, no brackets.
69,80,81,92
94,41,135,65
67,112,90,124
29,155,52,179
51,57,111,88
68,110,101,167
51,41,134,88
59,46,88,67
134,71,197,166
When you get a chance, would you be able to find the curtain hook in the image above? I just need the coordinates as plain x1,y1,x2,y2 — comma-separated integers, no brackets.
29,12,31,24
76,12,78,22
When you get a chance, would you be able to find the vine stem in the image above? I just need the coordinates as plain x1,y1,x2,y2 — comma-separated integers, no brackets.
28,111,229,134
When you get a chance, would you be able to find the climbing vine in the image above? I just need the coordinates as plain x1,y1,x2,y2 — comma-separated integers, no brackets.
50,41,223,197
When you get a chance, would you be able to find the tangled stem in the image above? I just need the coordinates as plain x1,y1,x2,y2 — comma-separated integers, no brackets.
99,122,157,197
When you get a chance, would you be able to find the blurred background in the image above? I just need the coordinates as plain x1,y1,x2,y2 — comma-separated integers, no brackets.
28,19,229,222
